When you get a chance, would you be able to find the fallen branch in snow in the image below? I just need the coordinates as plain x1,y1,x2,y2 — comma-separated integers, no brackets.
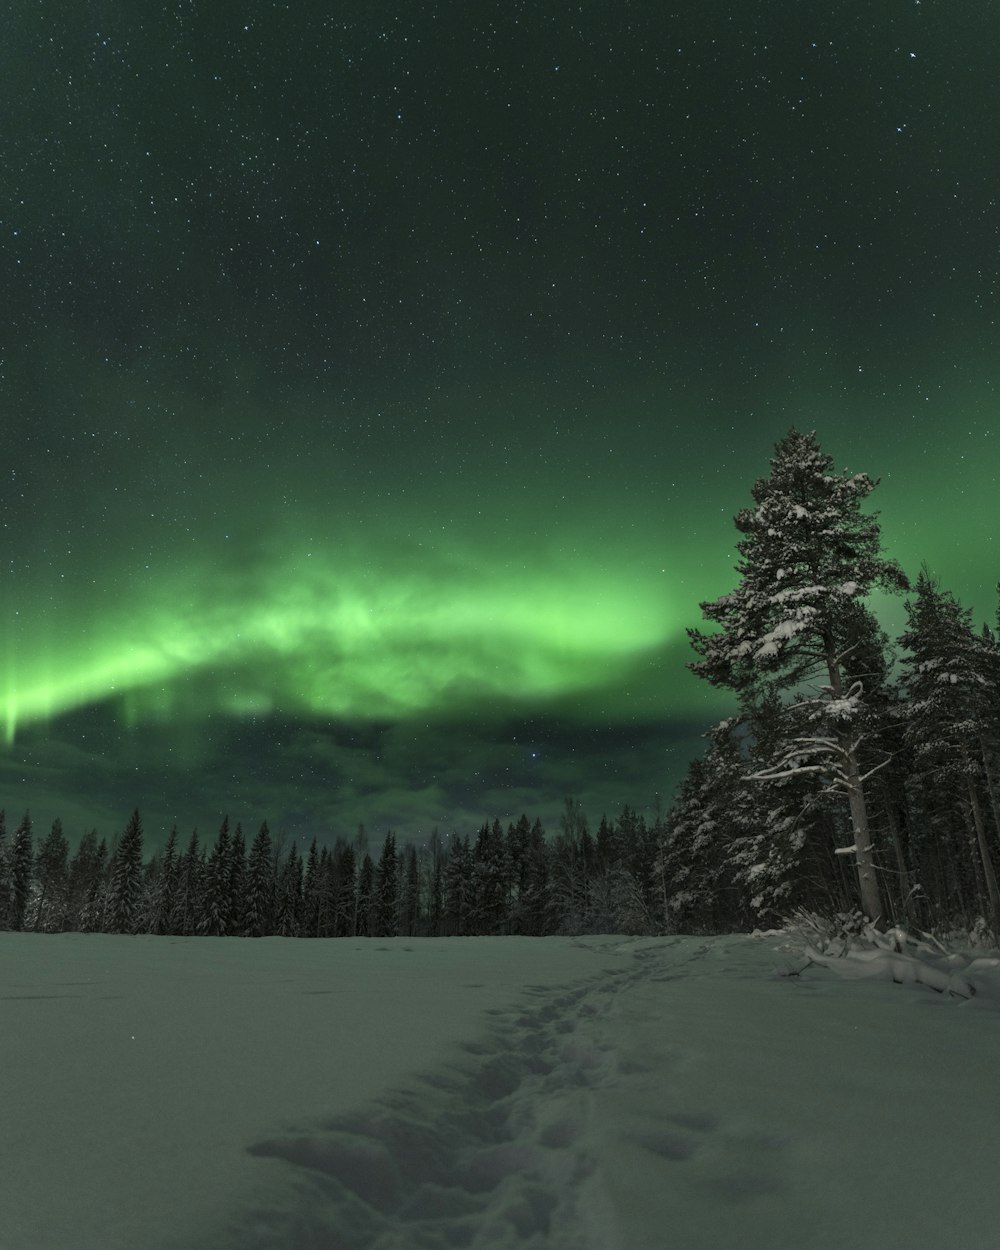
803,938,978,999
778,911,1000,1005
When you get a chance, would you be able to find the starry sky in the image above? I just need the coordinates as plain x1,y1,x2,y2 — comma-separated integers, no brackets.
2,2,998,851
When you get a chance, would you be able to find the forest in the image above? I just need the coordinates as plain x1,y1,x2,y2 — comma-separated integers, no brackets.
1,430,998,941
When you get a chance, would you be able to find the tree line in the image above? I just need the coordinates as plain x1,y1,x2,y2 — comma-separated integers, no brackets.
0,800,669,939
1,429,998,939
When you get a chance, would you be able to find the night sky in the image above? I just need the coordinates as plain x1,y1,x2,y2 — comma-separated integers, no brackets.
2,3,998,851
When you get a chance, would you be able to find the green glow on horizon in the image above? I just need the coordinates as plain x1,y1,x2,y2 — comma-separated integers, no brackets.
2,538,681,745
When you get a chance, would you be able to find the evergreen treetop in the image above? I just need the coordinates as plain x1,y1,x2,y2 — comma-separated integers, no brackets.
690,428,908,694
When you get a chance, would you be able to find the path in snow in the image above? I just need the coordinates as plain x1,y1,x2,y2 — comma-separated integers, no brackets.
209,935,1000,1250
216,941,664,1250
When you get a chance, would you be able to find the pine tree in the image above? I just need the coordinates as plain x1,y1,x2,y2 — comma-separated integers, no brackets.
107,810,144,934
899,570,1000,932
688,428,908,921
836,601,918,924
10,812,34,931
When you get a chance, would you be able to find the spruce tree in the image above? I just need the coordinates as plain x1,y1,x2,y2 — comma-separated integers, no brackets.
243,821,275,937
660,721,754,931
520,821,551,936
10,812,34,931
198,817,233,936
899,570,1000,932
658,757,715,931
471,819,511,934
688,428,908,921
79,837,110,932
0,809,10,929
34,818,70,932
63,829,94,930
317,846,336,937
228,823,247,934
275,843,303,936
171,831,203,935
426,833,444,937
505,815,532,930
107,810,144,934
149,827,180,935
355,852,375,937
302,838,321,936
334,841,357,936
738,694,832,919
372,833,399,937
443,835,472,935
398,843,420,936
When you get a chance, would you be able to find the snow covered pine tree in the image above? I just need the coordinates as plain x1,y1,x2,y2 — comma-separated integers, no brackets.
688,429,909,922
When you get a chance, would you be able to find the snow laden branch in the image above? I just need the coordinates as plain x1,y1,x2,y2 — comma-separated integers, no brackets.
781,912,1000,1004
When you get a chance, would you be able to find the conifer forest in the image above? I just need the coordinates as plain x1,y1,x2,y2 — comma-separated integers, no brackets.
2,431,999,940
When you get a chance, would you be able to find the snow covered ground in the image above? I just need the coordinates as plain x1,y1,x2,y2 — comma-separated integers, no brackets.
2,931,998,1250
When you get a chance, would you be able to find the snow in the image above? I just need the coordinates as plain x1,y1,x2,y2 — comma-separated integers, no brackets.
3,931,1000,1250
824,696,860,721
769,586,824,604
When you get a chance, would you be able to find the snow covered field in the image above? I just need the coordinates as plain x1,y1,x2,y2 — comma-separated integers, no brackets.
2,932,998,1250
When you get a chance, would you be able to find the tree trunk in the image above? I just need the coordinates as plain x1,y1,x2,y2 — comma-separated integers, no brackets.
824,636,882,922
843,747,882,922
966,774,1000,934
881,783,916,926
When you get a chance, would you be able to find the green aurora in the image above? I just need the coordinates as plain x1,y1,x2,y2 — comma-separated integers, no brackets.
2,3,998,846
